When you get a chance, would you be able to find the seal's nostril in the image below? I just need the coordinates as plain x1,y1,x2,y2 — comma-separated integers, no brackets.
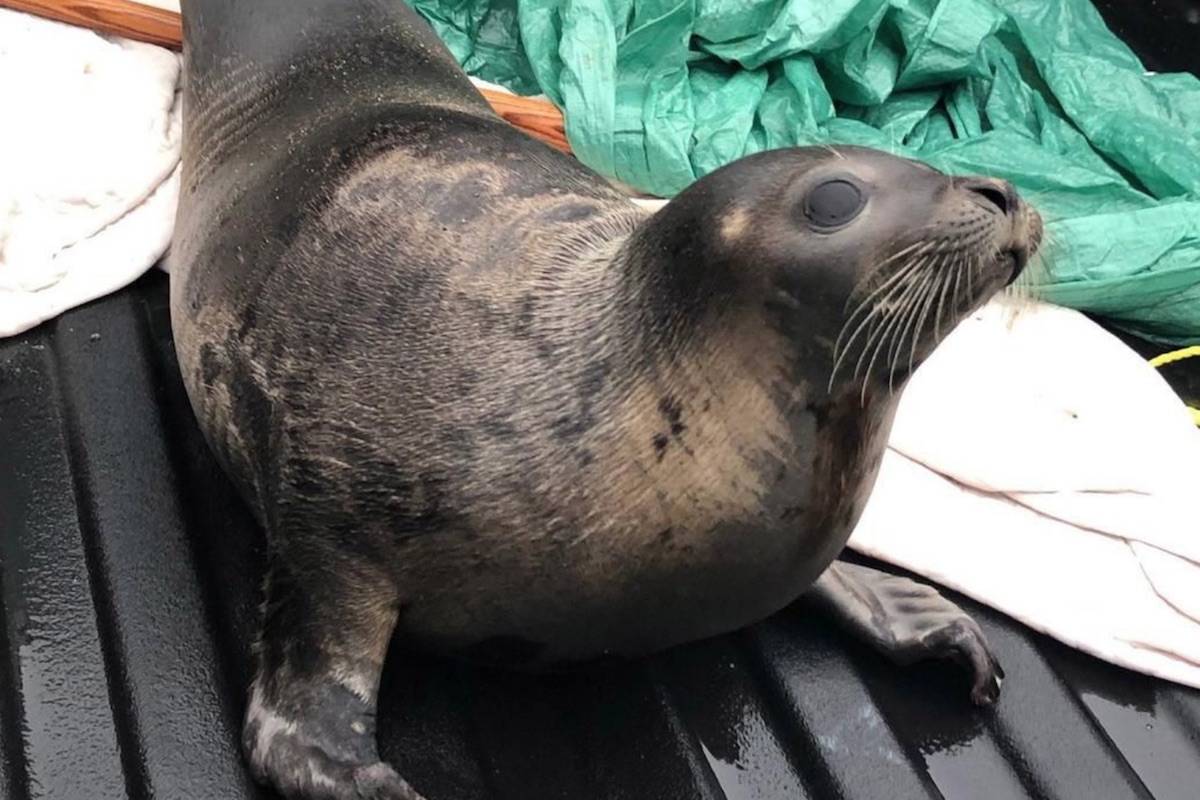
962,179,1017,216
978,187,1007,213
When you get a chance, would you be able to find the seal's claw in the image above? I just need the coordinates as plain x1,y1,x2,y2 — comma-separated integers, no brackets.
970,661,1003,706
810,561,1005,704
252,748,423,800
917,616,1004,705
353,762,425,800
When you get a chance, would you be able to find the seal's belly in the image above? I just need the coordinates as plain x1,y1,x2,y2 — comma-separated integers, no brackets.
394,484,870,666
395,393,890,664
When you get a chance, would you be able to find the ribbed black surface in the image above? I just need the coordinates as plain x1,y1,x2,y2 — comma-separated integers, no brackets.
3,3,1200,796
1089,0,1200,75
3,265,1199,800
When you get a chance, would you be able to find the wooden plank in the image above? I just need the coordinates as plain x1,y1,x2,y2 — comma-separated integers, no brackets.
0,0,572,153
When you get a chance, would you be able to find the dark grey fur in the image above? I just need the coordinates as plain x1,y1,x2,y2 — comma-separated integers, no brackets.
172,2,1040,798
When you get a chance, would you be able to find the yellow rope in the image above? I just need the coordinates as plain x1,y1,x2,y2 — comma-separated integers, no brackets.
1148,346,1200,425
1148,345,1200,368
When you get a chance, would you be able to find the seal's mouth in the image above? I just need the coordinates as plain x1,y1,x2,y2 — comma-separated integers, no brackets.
1002,249,1025,286
1002,205,1043,286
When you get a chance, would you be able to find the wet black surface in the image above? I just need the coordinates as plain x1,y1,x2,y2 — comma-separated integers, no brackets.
1090,0,1200,75
1114,329,1200,415
4,2,1200,798
2,265,1199,800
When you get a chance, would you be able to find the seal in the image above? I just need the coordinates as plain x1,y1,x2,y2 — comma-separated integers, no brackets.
171,2,1042,798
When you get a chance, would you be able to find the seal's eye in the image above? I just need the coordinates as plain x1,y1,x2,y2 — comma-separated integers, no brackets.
803,179,865,229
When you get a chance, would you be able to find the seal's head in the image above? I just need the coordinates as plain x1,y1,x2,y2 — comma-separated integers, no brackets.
626,145,1042,392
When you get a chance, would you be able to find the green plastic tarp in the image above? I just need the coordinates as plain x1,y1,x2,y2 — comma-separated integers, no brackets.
407,0,1200,344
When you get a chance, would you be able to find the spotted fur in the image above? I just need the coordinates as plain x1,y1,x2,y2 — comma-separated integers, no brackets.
173,2,1039,798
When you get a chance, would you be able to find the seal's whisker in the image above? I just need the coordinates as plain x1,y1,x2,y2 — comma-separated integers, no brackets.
829,258,924,388
843,290,897,387
1002,253,1040,318
907,256,945,376
842,241,929,313
858,265,929,400
848,239,937,306
838,262,916,338
837,274,900,351
932,250,958,341
952,252,964,315
846,252,930,332
848,271,916,384
847,301,892,383
829,305,882,390
881,264,931,369
891,268,937,390
821,144,847,161
885,267,929,388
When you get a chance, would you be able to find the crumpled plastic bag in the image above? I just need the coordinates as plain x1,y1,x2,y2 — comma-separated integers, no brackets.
407,0,1200,345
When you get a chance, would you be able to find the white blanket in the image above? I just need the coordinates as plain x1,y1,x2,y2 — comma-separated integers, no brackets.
0,8,180,337
3,8,1197,690
852,300,1200,689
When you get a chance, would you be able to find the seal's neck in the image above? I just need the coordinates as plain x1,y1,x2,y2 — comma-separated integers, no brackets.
615,203,740,344
536,201,903,535
604,204,825,398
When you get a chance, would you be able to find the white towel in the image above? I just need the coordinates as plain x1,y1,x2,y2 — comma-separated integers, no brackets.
0,8,180,337
850,299,1200,688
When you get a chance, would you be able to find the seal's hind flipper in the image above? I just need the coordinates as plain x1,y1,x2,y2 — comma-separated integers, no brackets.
808,561,1004,705
243,545,424,799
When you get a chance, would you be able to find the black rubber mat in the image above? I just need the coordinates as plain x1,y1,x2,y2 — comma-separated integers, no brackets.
1090,0,1200,76
3,265,1199,800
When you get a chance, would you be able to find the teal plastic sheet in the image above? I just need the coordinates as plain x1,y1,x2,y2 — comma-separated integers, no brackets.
407,0,1200,344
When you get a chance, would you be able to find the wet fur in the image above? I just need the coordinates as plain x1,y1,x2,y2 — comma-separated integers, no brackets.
173,1,1037,797
178,121,884,660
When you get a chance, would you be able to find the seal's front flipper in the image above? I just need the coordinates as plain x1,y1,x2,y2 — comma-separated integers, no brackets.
243,560,423,800
810,561,1004,705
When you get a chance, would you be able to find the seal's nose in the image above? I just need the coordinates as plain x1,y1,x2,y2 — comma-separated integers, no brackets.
961,178,1019,217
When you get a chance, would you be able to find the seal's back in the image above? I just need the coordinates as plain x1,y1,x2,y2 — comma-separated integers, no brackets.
171,0,506,305
169,0,630,526
181,0,489,140
177,0,493,239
